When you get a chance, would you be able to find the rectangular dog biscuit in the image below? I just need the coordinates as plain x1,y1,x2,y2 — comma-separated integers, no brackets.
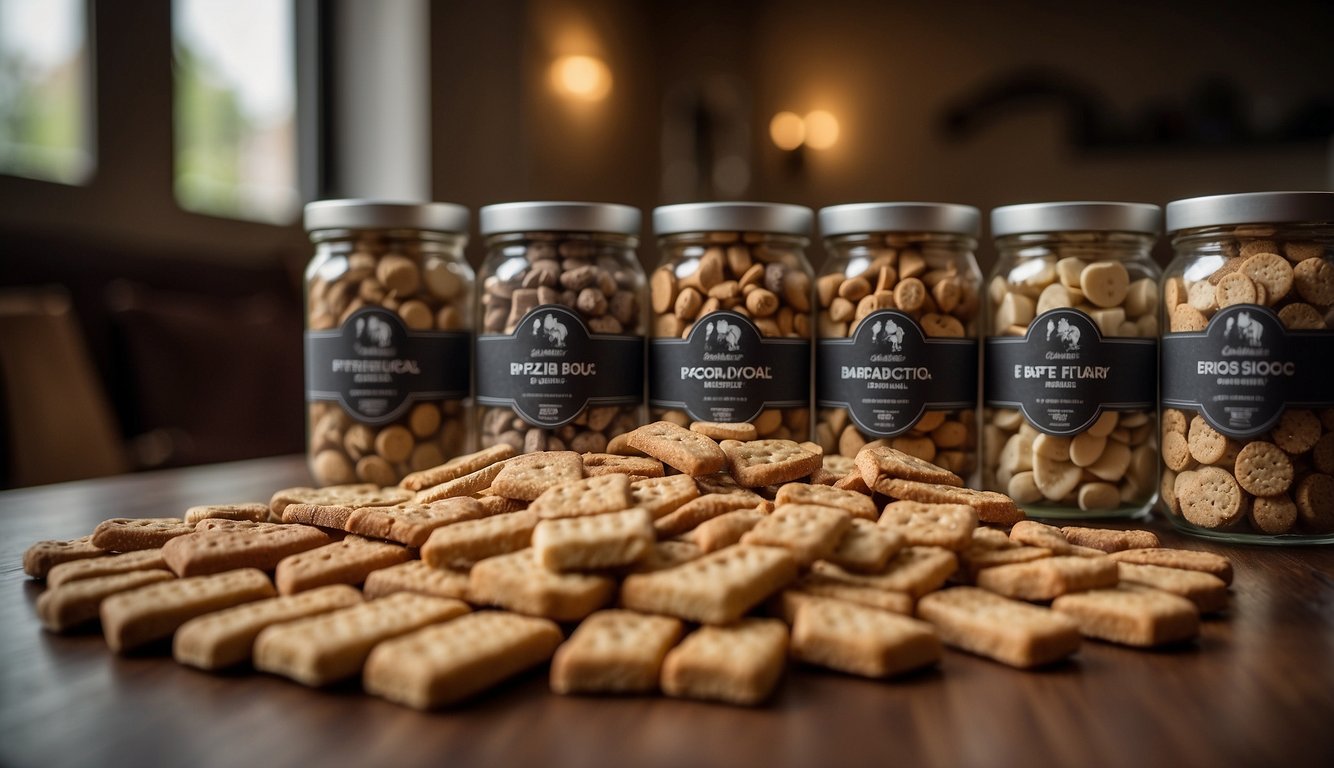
654,494,761,538
627,540,704,573
91,518,194,552
491,451,585,501
413,462,508,504
1107,548,1233,585
916,586,1081,668
811,546,958,599
1052,585,1200,647
194,519,284,533
774,483,877,520
533,508,655,572
468,549,616,621
791,597,942,678
960,527,1053,582
46,548,168,588
875,479,1023,525
254,592,470,686
477,495,529,516
1009,520,1076,554
1115,562,1228,613
399,444,515,491
23,536,106,579
722,440,823,487
420,511,538,569
976,556,1119,601
660,618,788,706
581,454,666,479
626,421,728,476
740,504,850,566
877,501,977,551
364,611,562,710
36,570,175,632
1060,526,1161,553
173,584,363,670
161,525,333,577
274,536,410,595
344,497,487,547
184,503,270,526
689,508,766,553
787,576,915,616
620,545,798,624
530,474,633,520
100,568,276,653
550,610,684,695
826,519,904,573
856,444,964,489
630,474,700,519
363,560,470,601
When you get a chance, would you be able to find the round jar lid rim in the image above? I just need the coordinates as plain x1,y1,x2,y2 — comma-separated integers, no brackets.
303,199,469,233
478,201,641,236
990,201,1162,237
653,202,813,237
819,202,981,238
1165,191,1334,233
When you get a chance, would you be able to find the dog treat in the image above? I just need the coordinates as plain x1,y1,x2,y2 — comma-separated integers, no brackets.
811,546,957,598
91,518,194,552
100,568,275,653
629,540,706,573
790,596,942,678
37,570,176,633
399,445,515,492
491,452,585,501
1106,548,1233,585
660,618,789,706
255,592,469,686
344,497,488,547
1007,520,1076,555
822,519,903,573
550,610,684,695
183,504,270,526
582,453,665,479
722,440,823,487
875,479,1023,525
690,421,758,441
856,444,964,489
625,421,728,476
1059,525,1160,553
162,524,333,577
960,527,1054,582
689,508,767,553
529,474,633,519
1051,585,1200,647
739,504,850,566
1176,467,1247,530
274,536,410,595
173,585,363,670
1115,563,1228,613
877,501,976,551
975,555,1119,601
654,494,764,538
773,483,877,520
467,549,615,621
420,510,538,569
629,474,700,519
533,507,655,571
621,545,798,624
46,549,168,589
281,486,416,529
365,611,563,709
917,586,1081,668
267,483,380,518
363,560,471,600
23,535,106,580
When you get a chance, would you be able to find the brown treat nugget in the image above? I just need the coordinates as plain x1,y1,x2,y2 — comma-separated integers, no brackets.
690,508,766,553
856,444,963,489
916,586,1081,668
976,556,1118,601
620,545,798,624
37,570,175,632
1278,302,1326,329
491,451,585,501
876,478,1023,525
723,440,823,487
1240,251,1294,302
363,560,470,600
550,610,684,695
626,421,727,476
1233,441,1294,497
399,444,515,491
173,585,362,670
740,505,851,566
877,501,977,551
1059,525,1161,553
1161,430,1193,472
345,497,487,547
254,593,469,686
365,611,562,710
1176,467,1246,530
1116,563,1228,613
628,540,705,573
655,494,762,538
533,508,655,571
414,462,508,503
1186,415,1232,465
467,550,615,621
1106,548,1233,586
1295,473,1334,533
281,503,358,530
161,525,333,577
274,536,410,595
1052,584,1199,647
660,619,788,706
1008,520,1075,554
811,546,957,599
91,518,194,552
1314,433,1334,475
689,421,758,441
1272,409,1322,454
785,577,915,616
1169,303,1208,332
1293,256,1334,306
100,568,275,653
825,519,904,573
630,474,700,519
530,474,633,520
23,535,106,580
774,483,877,520
45,549,167,589
581,454,666,478
791,597,941,678
183,504,270,526
420,511,538,569
1251,494,1298,534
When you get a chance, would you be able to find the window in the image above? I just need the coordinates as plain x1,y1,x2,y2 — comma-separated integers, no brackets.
0,0,93,185
173,0,298,223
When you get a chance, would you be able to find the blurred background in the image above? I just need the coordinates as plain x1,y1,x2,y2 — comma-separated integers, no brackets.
1,0,1331,488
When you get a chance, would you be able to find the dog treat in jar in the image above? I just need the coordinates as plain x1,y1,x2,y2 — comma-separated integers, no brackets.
648,203,814,440
814,203,982,480
1161,191,1334,543
982,202,1161,519
303,200,473,486
474,202,645,454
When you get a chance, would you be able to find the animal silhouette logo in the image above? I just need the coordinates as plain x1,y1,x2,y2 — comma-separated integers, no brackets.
532,313,569,347
1045,316,1081,351
703,318,743,352
1224,311,1264,347
869,317,905,352
355,315,393,348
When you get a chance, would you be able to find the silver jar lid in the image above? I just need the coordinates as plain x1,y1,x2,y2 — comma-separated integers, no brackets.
990,201,1161,238
303,199,469,233
819,202,981,238
1165,191,1334,233
653,202,813,237
479,201,641,236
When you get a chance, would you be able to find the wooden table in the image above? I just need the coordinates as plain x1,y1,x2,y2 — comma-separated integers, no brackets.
2,456,1333,768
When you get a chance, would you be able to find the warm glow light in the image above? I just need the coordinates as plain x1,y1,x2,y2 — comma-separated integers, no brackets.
769,111,805,151
550,55,612,101
804,110,840,150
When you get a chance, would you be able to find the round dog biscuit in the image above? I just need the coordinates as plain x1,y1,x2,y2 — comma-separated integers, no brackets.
1214,272,1257,308
1169,304,1208,332
1033,455,1081,502
1314,433,1334,475
1162,430,1193,473
1250,494,1297,535
1079,261,1129,308
1069,432,1106,468
1293,257,1334,306
1272,409,1321,454
1187,416,1230,465
1178,466,1245,530
1294,473,1334,533
1234,441,1294,497
1077,482,1120,511
1240,252,1293,303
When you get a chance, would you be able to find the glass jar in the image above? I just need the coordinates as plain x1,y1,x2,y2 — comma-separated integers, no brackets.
303,200,473,487
648,202,814,439
1161,191,1334,544
982,202,1162,518
475,202,645,454
815,203,982,481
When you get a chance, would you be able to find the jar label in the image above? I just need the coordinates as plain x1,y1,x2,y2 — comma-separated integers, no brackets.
817,310,977,437
306,306,469,425
984,308,1156,436
649,310,810,422
475,305,643,428
1162,304,1334,438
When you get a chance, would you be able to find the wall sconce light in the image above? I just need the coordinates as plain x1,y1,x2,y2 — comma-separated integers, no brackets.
769,109,840,151
550,54,612,102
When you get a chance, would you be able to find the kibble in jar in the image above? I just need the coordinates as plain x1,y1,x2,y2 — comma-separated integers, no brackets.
303,200,473,487
1159,192,1334,543
474,202,645,454
647,203,814,440
982,202,1162,518
814,203,982,480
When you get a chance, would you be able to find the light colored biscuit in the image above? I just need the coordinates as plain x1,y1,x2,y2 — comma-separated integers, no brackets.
1176,467,1245,530
161,524,333,577
193,519,284,533
620,545,798,624
533,507,655,572
344,497,488,547
689,508,767,553
1293,256,1334,305
976,555,1118,601
877,501,977,551
875,478,1023,525
36,569,175,632
420,511,538,569
267,484,379,518
773,483,877,520
274,536,410,595
1116,563,1228,613
23,535,106,580
689,421,759,441
280,503,360,529
782,577,915,616
790,597,941,678
1052,584,1200,647
399,444,515,491
740,504,850,566
654,494,764,538
627,540,705,573
490,451,585,501
626,421,728,476
362,560,471,600
477,495,528,516
529,474,633,520
916,586,1081,668
581,454,666,478
660,619,788,706
100,568,276,653
1161,429,1193,472
1239,252,1293,302
550,610,685,695
694,472,766,500
629,474,700,519
413,462,508,503
183,504,270,526
254,592,470,686
91,518,194,552
1008,520,1075,554
723,440,823,487
855,444,963,489
468,549,616,621
46,548,168,588
173,584,363,670
1187,415,1232,465
811,546,958,598
825,519,904,573
1059,526,1161,553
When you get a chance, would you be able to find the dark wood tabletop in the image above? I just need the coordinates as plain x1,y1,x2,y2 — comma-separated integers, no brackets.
2,455,1333,768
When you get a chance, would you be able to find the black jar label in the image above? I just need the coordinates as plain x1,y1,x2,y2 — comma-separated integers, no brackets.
475,305,643,428
984,308,1156,436
817,310,977,437
306,306,469,425
649,310,810,423
1162,304,1334,438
